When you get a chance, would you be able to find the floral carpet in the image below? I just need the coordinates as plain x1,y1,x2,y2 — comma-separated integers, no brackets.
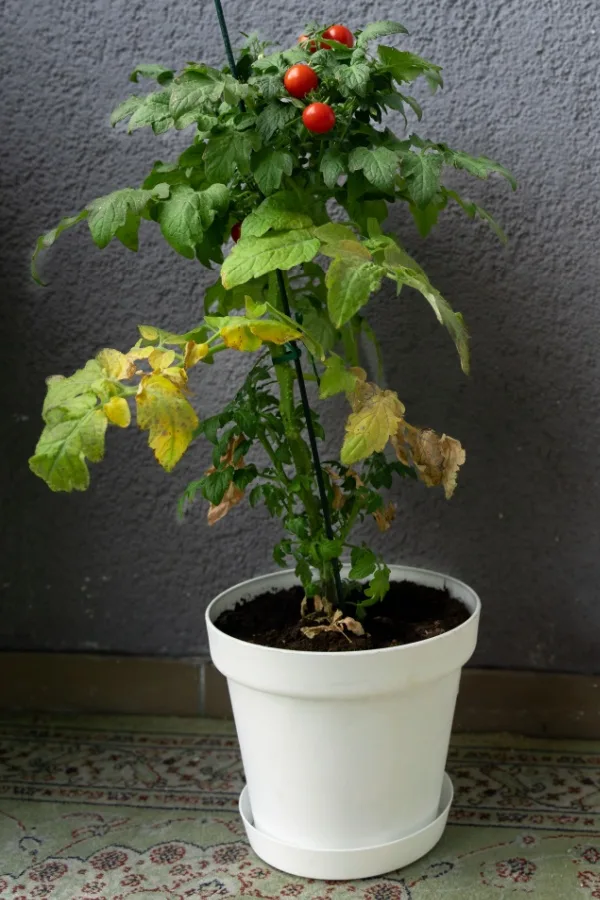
0,716,599,898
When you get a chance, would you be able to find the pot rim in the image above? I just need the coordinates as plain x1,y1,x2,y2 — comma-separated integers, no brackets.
205,563,481,659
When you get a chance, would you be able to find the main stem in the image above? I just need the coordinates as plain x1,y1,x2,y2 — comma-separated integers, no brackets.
213,0,342,608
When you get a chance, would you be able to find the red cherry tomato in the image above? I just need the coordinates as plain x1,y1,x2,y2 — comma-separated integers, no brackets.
231,222,242,243
283,63,319,99
322,24,354,48
302,102,336,134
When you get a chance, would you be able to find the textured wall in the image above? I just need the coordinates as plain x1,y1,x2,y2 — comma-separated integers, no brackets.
1,0,599,671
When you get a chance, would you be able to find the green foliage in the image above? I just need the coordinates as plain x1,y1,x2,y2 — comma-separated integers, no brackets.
30,18,515,613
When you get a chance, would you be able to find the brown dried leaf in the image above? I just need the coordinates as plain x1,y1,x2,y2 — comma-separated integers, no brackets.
207,482,245,525
392,423,465,499
373,501,396,532
337,616,366,636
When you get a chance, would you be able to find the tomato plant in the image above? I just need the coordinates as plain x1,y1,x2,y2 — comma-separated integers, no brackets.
302,101,335,133
284,63,319,99
29,19,515,621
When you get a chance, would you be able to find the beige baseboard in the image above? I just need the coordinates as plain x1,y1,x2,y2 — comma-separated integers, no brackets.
0,652,598,739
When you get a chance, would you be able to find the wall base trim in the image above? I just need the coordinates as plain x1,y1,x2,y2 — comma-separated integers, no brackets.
0,653,598,738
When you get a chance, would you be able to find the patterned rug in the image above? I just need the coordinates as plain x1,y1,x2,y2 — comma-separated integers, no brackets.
0,715,599,898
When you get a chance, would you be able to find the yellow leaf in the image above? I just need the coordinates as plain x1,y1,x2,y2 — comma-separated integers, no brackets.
135,373,198,472
341,381,405,465
97,348,135,380
162,366,188,389
127,346,154,362
221,324,263,352
103,396,131,428
392,424,465,499
184,340,209,368
249,320,301,344
149,348,176,371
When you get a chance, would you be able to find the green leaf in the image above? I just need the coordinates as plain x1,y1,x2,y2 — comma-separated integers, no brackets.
319,356,359,399
129,64,174,84
362,565,391,606
444,189,507,243
169,70,224,123
320,148,346,188
221,229,320,289
393,266,470,373
377,46,442,88
127,91,174,134
256,101,297,142
446,150,517,190
110,95,143,127
249,74,285,100
349,546,378,579
30,407,108,493
318,538,344,562
242,191,314,237
115,210,141,251
410,200,442,237
326,258,385,328
42,359,107,425
87,184,169,250
251,148,293,195
356,21,409,48
204,130,256,183
203,468,234,505
348,146,398,193
336,62,371,97
157,184,229,258
32,210,89,285
401,152,443,208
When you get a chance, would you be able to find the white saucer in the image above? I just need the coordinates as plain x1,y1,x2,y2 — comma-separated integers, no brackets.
238,772,454,881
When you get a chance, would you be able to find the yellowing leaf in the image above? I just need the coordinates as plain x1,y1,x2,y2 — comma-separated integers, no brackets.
138,325,160,341
184,340,209,368
392,423,465,498
221,324,263,351
162,366,188,389
103,396,131,428
249,320,301,344
127,345,154,362
245,294,268,318
135,373,198,471
341,381,405,465
148,348,176,371
97,348,135,380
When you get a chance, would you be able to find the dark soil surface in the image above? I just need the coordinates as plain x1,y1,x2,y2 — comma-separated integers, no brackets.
214,580,471,652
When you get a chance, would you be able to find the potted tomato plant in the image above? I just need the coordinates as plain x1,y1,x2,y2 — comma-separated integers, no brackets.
30,15,514,880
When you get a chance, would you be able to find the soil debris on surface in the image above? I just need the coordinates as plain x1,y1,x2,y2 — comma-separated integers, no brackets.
214,580,471,652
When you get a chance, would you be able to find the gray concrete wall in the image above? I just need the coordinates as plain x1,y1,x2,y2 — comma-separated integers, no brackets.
1,0,599,671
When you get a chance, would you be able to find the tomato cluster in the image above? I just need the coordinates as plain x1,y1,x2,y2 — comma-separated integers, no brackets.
284,25,353,134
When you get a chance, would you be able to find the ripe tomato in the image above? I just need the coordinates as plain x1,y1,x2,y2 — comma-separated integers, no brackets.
322,24,354,48
231,222,242,243
302,102,336,134
284,63,319,99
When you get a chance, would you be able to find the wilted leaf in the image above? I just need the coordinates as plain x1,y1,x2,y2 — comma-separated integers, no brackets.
341,381,405,465
392,423,465,498
136,373,198,471
373,501,396,532
207,482,244,524
104,396,131,428
184,340,209,368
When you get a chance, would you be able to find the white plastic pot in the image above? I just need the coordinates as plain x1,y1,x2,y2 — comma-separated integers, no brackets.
206,565,480,880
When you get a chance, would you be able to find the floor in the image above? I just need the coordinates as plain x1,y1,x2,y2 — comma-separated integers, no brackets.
0,716,598,898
